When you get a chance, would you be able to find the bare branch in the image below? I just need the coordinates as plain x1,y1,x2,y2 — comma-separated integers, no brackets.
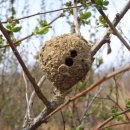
101,121,130,130
97,8,130,51
80,86,103,122
91,0,130,56
60,111,66,130
23,75,46,128
107,95,130,121
72,0,81,34
0,22,51,108
0,14,62,49
95,108,130,130
22,64,130,130
1,5,84,23
28,75,46,115
22,71,31,127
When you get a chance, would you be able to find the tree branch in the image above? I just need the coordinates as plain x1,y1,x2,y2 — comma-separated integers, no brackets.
0,14,63,49
91,0,130,56
95,108,130,130
23,75,46,128
97,8,130,51
0,22,51,108
72,0,81,34
22,64,130,130
1,5,85,23
101,121,130,130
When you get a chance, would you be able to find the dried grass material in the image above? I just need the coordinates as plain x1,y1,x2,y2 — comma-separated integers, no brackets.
39,33,91,93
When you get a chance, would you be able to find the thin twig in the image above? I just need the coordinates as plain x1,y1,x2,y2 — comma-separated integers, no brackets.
72,0,81,34
0,21,51,108
95,108,130,130
22,71,31,127
107,95,130,121
97,8,130,52
0,14,62,49
101,121,130,130
41,65,130,124
1,5,84,23
23,75,46,127
91,0,130,56
80,86,103,122
22,64,130,130
60,111,66,130
28,75,46,115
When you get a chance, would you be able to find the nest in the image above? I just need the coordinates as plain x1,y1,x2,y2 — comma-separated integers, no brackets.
39,33,92,93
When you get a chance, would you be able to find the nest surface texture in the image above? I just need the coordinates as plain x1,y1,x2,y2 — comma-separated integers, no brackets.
39,33,91,93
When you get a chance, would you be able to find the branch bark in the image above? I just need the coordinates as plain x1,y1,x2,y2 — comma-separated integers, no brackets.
22,64,130,130
95,108,130,130
91,0,130,56
0,22,51,108
72,0,81,34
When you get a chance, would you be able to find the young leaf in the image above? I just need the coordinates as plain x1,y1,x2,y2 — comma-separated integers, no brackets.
116,115,123,121
80,12,92,19
111,107,118,116
39,20,47,27
103,0,109,6
64,1,72,7
126,100,130,108
12,26,22,32
6,25,12,31
35,25,51,35
0,38,3,45
77,124,84,130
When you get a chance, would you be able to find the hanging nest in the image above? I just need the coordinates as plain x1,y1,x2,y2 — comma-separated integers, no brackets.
39,33,92,93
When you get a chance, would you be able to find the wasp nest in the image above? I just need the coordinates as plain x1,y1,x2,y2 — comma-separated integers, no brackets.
39,33,91,93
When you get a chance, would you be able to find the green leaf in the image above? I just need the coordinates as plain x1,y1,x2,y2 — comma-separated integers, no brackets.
64,1,72,6
80,12,92,19
111,107,118,116
96,57,104,67
109,84,113,95
12,26,22,32
116,115,123,121
35,25,51,35
77,124,84,130
6,25,12,31
75,81,88,91
95,0,103,7
100,112,109,120
0,38,3,45
103,0,109,6
39,20,47,27
126,100,130,108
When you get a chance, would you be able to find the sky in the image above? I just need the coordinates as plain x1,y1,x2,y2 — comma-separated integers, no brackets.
0,0,130,74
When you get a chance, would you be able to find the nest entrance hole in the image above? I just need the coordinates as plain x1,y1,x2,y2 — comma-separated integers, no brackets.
65,57,73,66
70,50,77,58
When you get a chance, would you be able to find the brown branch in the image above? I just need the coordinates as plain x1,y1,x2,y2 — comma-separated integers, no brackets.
0,22,51,108
101,121,130,130
1,5,84,23
107,95,130,121
72,0,81,34
95,108,130,130
97,8,130,51
91,0,130,56
22,64,130,130
23,75,46,128
45,65,130,120
0,14,62,49
60,111,66,130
